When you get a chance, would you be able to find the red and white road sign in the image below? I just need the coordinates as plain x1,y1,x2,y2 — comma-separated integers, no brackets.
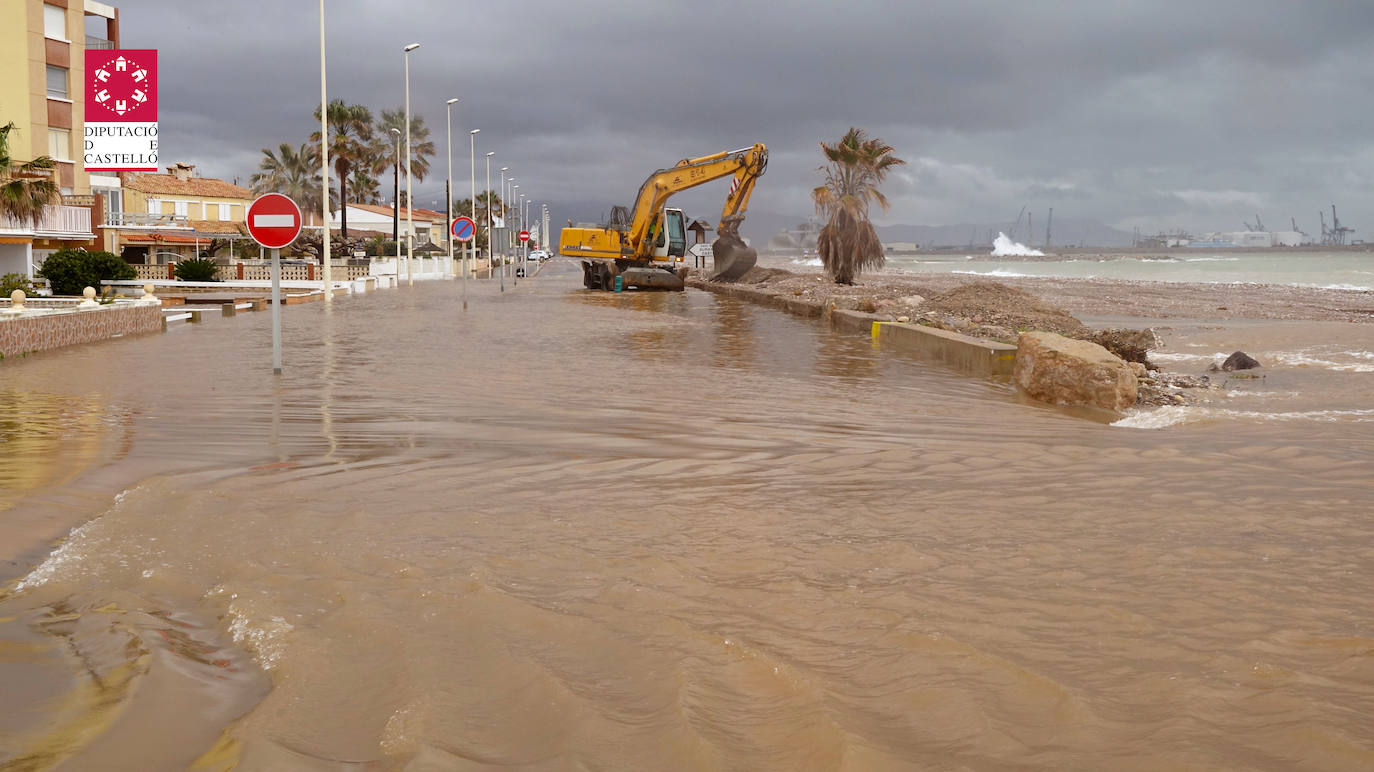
518,230,530,242
247,194,302,249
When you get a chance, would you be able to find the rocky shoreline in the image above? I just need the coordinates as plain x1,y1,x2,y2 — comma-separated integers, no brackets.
693,267,1319,413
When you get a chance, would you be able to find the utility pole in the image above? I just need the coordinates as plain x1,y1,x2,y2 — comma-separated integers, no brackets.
1045,207,1053,251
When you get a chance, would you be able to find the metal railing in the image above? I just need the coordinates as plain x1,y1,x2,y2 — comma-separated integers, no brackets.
104,211,190,228
0,205,92,236
86,36,115,50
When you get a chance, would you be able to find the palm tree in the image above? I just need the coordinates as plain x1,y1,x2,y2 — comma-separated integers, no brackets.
0,122,60,226
312,100,375,237
812,127,905,284
349,168,380,205
375,109,436,183
251,142,328,222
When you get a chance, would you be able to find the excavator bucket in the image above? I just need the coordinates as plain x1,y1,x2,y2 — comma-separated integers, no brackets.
709,215,756,281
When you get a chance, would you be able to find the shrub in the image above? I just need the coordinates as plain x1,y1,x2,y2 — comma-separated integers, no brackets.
35,248,135,296
1,273,35,296
174,257,220,282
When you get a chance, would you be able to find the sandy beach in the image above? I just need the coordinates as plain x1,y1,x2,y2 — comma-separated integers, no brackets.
736,264,1374,324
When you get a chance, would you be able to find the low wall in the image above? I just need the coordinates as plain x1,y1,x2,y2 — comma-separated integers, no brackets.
0,303,163,359
687,277,1018,378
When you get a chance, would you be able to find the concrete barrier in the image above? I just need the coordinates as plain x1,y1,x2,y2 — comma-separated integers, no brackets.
872,321,1017,377
687,276,1020,379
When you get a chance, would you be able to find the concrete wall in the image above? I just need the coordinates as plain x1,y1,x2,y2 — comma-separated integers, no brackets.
0,302,162,359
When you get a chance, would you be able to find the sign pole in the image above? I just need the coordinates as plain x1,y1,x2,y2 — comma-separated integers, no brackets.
271,247,282,374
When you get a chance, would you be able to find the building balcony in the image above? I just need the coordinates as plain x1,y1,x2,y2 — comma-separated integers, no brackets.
104,211,191,228
85,35,115,50
0,205,94,239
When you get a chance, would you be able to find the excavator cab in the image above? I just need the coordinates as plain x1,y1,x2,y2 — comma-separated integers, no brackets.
651,208,688,260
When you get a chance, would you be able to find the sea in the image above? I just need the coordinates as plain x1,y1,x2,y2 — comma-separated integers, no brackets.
784,250,1374,291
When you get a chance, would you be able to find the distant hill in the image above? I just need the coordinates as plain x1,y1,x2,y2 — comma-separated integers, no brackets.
547,202,1137,250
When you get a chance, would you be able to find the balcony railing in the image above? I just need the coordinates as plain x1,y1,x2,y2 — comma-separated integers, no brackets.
86,36,115,50
0,205,93,237
104,211,190,228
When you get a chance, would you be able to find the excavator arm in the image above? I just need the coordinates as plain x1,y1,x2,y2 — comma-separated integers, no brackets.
624,143,768,279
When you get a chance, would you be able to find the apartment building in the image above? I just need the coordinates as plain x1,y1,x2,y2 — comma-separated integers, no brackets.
0,0,120,276
109,162,254,263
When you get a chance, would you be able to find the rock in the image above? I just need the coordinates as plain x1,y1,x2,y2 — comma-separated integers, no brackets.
900,295,925,306
1014,331,1139,412
1128,362,1148,378
975,325,1014,342
829,296,861,311
1222,351,1261,371
1089,328,1160,366
896,316,910,323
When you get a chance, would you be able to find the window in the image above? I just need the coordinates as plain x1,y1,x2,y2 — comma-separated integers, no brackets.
173,200,188,217
46,65,68,99
43,4,66,40
218,203,231,220
47,129,70,161
102,189,123,217
147,198,162,214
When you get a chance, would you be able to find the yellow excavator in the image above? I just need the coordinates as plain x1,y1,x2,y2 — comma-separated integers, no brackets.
559,143,768,291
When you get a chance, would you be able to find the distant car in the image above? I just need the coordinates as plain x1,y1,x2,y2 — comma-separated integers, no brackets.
529,249,550,262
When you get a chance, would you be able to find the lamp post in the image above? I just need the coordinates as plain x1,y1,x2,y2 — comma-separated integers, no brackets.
487,151,500,292
319,0,332,302
519,193,527,271
445,97,457,281
499,167,508,276
511,185,520,285
389,128,400,252
469,129,479,279
403,42,419,287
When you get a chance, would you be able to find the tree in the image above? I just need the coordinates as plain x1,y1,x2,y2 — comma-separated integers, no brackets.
251,142,328,220
811,127,905,284
349,168,380,205
376,108,436,183
0,122,60,227
312,100,375,237
453,192,503,249
36,248,135,296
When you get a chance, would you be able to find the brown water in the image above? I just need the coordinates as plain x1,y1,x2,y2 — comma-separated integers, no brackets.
2,261,1373,770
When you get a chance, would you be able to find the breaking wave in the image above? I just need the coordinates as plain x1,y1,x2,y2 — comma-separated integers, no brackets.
990,233,1044,257
1114,405,1374,429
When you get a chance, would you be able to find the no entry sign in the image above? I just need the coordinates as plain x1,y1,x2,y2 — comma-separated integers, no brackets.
247,193,302,249
518,230,530,242
451,216,476,242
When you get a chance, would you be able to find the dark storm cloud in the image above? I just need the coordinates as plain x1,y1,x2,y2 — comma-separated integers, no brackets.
116,0,1374,235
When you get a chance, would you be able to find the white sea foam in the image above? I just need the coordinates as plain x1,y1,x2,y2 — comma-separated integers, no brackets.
951,269,1036,278
1150,352,1228,365
1183,256,1241,262
791,258,822,267
1114,405,1374,429
990,233,1044,257
1315,283,1374,292
1270,351,1374,372
226,601,294,670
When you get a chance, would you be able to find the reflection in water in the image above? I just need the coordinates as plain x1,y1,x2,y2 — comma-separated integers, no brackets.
1,260,1373,769
0,392,127,512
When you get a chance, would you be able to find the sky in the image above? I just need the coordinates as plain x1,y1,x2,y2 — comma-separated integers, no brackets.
114,0,1374,240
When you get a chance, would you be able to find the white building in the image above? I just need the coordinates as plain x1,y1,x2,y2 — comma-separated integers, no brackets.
329,203,447,245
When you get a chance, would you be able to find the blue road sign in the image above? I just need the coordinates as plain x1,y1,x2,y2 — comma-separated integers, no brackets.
451,216,476,242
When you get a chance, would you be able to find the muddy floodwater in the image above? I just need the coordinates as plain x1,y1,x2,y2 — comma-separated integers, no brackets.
2,261,1373,770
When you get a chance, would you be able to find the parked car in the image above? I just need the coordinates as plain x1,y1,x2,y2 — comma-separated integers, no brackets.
529,249,550,262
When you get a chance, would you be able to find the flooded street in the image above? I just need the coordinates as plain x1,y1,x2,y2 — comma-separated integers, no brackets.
3,261,1374,770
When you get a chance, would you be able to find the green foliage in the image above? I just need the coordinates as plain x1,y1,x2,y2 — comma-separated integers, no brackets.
1,122,61,225
174,257,220,282
1,272,35,295
812,127,906,284
35,248,135,296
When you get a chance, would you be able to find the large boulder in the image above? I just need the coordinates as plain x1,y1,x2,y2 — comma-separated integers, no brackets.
1015,331,1139,412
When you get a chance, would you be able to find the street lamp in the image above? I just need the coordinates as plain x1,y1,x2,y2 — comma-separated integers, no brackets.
499,166,508,275
389,128,400,249
486,151,500,292
512,185,520,285
319,0,332,302
445,97,458,282
403,42,420,287
469,129,479,280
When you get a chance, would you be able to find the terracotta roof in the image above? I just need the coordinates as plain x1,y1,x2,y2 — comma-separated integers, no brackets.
120,233,203,245
187,220,246,235
125,174,253,199
347,203,447,222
